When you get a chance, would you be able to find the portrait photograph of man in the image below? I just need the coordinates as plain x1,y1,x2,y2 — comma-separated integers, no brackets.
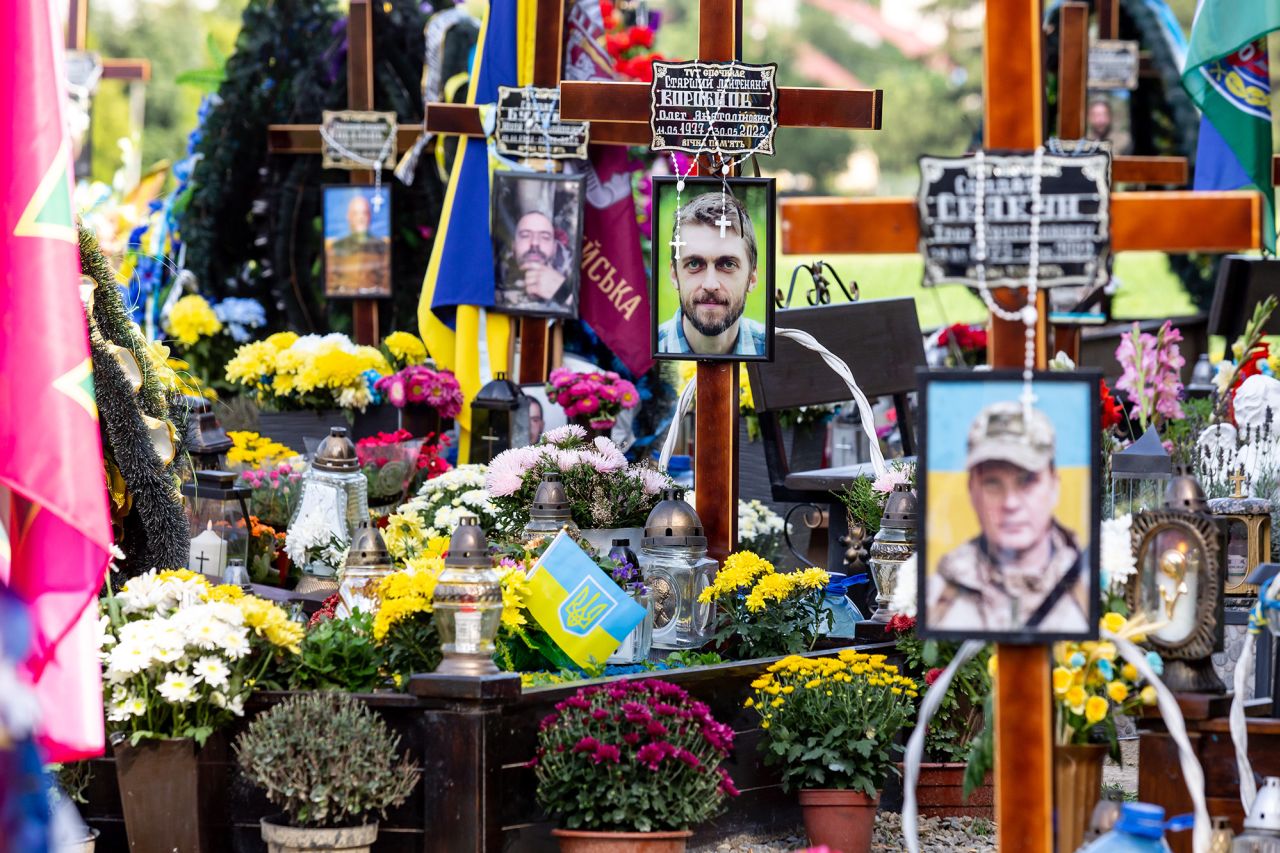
323,185,392,298
651,176,774,362
918,371,1100,642
491,172,585,319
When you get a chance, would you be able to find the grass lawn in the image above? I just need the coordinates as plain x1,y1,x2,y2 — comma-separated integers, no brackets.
776,251,1197,329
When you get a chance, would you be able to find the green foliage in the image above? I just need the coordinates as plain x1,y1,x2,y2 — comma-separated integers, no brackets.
894,630,991,763
662,650,725,668
378,612,441,686
288,611,386,692
963,690,995,800
533,680,736,832
49,762,93,806
235,692,419,827
835,476,884,536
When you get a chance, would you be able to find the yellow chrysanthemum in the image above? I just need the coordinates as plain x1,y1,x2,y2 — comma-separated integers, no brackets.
166,295,222,346
1140,686,1158,706
1101,612,1127,635
206,584,245,603
265,331,299,351
383,331,427,366
373,556,445,641
1084,695,1109,725
383,512,428,561
225,341,278,390
699,551,775,603
745,572,796,612
1065,686,1086,715
1052,666,1073,695
1106,681,1129,703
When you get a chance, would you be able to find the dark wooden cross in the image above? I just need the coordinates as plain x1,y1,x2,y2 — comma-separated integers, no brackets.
66,0,151,81
768,1,1260,849
559,0,883,572
264,0,418,346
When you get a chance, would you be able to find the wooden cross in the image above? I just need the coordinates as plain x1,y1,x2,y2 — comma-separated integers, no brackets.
65,0,151,81
264,0,416,346
560,0,883,568
767,1,1260,851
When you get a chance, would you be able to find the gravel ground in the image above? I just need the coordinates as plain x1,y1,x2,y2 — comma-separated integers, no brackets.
693,812,997,852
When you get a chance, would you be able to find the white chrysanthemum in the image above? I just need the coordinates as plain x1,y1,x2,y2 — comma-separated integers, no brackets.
1101,514,1136,594
222,630,251,659
191,656,230,688
117,573,162,615
156,672,196,704
889,555,918,618
107,641,154,675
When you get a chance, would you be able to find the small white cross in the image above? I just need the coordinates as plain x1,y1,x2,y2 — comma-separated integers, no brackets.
371,192,384,214
715,213,731,239
670,232,687,261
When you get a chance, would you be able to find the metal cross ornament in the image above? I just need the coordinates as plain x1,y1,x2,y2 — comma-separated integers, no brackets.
670,230,687,261
715,212,732,239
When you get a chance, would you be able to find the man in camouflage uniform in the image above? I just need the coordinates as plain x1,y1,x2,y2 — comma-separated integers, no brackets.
926,401,1088,634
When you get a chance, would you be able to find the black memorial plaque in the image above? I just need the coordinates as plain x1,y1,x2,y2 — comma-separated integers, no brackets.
1088,40,1140,90
320,110,397,170
495,86,589,160
649,60,777,155
918,152,1111,289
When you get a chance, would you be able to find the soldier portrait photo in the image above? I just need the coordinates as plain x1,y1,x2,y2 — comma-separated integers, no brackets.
651,176,774,362
919,372,1100,642
323,185,392,298
491,172,585,319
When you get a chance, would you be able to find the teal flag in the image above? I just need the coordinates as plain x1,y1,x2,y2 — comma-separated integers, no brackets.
1181,0,1280,250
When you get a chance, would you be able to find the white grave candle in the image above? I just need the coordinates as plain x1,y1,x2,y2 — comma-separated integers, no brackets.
189,520,228,579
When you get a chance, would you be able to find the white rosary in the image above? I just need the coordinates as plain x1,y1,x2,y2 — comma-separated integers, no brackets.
971,146,1045,413
319,125,395,212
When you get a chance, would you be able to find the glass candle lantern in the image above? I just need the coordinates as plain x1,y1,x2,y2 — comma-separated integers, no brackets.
433,516,502,676
1110,429,1172,518
470,372,523,464
1128,472,1227,693
1209,496,1272,597
640,489,717,650
522,473,580,543
182,470,251,578
1233,777,1280,853
866,483,917,623
304,427,369,532
607,538,653,664
183,396,232,472
337,523,395,619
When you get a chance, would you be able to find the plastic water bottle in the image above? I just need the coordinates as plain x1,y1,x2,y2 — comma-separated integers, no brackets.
1078,803,1182,853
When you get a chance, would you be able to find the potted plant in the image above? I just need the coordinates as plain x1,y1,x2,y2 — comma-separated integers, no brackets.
235,692,420,853
746,650,918,853
486,425,670,554
697,551,832,659
100,569,303,853
531,679,739,851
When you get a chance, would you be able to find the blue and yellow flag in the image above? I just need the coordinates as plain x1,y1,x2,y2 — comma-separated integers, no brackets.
418,0,538,460
525,532,646,669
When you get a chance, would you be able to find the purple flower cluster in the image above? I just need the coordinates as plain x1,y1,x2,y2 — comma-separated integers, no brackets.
374,366,463,418
546,367,639,430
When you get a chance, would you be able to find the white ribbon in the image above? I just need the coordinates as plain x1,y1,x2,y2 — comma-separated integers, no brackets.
1230,628,1257,814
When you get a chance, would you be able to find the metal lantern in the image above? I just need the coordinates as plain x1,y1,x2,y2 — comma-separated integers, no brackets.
1128,471,1227,693
1187,353,1218,400
183,396,232,471
337,523,395,619
433,516,502,676
303,426,370,533
1210,495,1273,597
182,470,251,580
470,372,524,464
1233,777,1280,852
522,473,580,543
1110,429,1172,518
639,489,717,650
865,483,917,623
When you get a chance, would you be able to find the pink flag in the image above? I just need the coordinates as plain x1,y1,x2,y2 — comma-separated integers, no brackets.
0,0,115,761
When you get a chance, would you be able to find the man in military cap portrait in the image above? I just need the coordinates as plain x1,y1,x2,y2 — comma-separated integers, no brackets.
926,401,1089,634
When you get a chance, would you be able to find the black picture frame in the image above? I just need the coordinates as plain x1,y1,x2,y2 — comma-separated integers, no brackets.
916,368,1102,644
650,175,776,363
490,171,586,320
322,184,393,300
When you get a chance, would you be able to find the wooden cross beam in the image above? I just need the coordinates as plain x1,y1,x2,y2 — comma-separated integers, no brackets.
66,0,151,81
559,0,884,567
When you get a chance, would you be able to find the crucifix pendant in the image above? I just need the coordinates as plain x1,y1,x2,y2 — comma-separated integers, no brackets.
715,213,731,239
670,232,687,261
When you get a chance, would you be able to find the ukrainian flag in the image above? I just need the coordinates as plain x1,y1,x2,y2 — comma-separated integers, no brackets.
418,0,539,461
525,532,647,669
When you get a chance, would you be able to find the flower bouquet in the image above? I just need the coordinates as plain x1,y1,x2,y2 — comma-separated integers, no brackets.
737,499,786,562
284,514,349,577
244,516,287,586
486,425,669,534
545,367,640,434
225,430,300,471
163,295,267,395
224,332,391,412
374,364,463,417
356,430,427,509
530,680,738,836
698,552,831,659
1054,613,1160,754
384,466,499,560
1114,320,1185,433
931,323,988,368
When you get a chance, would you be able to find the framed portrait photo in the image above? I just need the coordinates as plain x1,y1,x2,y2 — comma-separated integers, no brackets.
491,171,585,320
515,382,568,447
323,185,392,299
651,176,775,362
917,369,1102,643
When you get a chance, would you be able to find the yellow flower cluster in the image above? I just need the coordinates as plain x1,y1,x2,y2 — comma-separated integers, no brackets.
1052,613,1158,736
372,555,444,641
678,362,754,412
698,551,775,603
744,568,828,613
383,512,428,561
236,596,305,653
383,331,428,366
224,333,298,394
206,584,245,602
747,650,919,728
224,332,390,411
226,431,298,469
699,551,827,613
497,563,531,631
166,295,222,346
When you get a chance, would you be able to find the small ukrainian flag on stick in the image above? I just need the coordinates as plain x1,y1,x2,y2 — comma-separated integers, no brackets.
525,531,647,669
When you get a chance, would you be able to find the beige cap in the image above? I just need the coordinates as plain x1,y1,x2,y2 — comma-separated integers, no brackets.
965,401,1056,472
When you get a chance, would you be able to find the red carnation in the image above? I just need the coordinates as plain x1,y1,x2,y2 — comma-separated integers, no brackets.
886,613,916,635
925,667,944,686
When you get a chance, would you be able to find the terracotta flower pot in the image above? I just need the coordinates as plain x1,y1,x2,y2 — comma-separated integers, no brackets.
1054,743,1107,853
260,818,378,852
914,762,994,818
798,788,879,853
113,736,223,853
551,828,693,853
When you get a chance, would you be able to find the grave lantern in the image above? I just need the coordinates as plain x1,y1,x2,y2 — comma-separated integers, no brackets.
336,523,395,618
470,372,523,464
1210,495,1272,598
1128,470,1227,693
639,489,717,650
300,427,370,533
433,516,502,676
1186,354,1218,400
865,483,917,623
522,473,580,543
1232,777,1280,852
182,470,251,580
183,396,233,472
1110,428,1172,518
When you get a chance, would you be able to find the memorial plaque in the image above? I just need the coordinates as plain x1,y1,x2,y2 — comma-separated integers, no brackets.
649,60,777,155
918,152,1111,289
320,110,397,170
495,86,589,160
1088,40,1140,90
